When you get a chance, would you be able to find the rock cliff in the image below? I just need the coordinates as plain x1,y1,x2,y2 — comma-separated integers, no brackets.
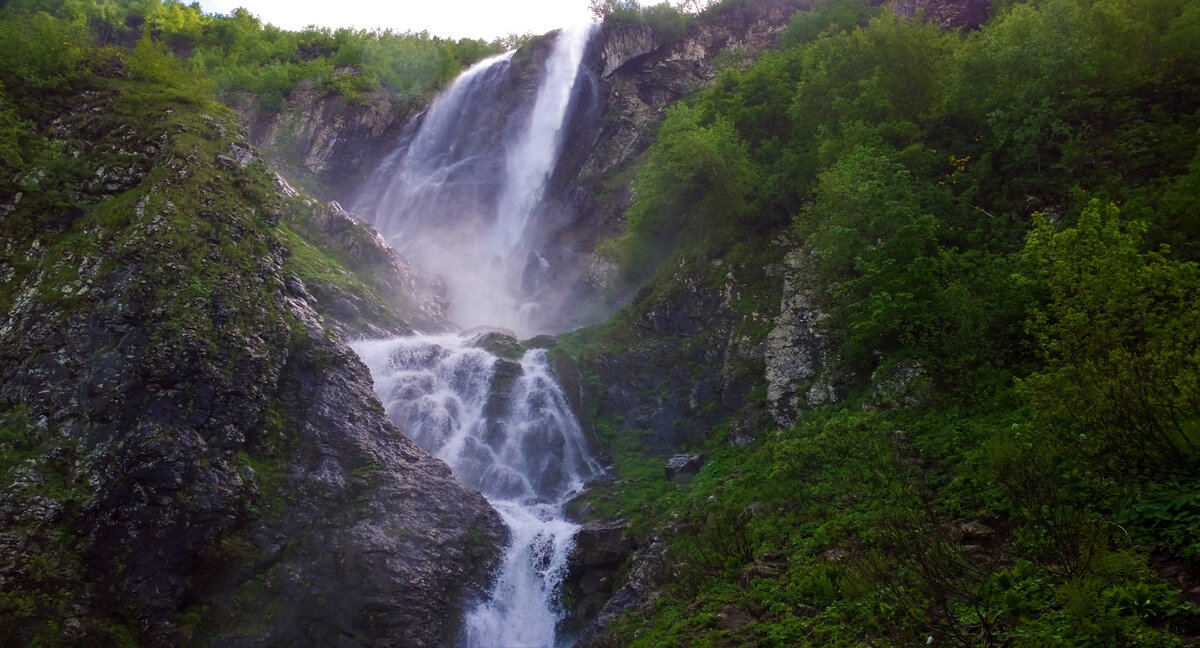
230,79,412,202
0,55,503,646
535,0,809,331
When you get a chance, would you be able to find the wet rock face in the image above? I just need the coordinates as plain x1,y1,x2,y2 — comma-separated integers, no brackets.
582,258,778,455
533,1,806,331
213,297,507,648
285,196,451,337
235,79,408,200
563,520,636,632
893,0,992,30
572,533,669,648
0,83,502,646
665,453,705,483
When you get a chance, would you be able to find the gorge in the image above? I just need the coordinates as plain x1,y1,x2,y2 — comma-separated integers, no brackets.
3,0,1200,646
349,26,607,645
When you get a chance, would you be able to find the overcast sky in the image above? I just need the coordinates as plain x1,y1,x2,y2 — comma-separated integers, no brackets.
195,0,597,41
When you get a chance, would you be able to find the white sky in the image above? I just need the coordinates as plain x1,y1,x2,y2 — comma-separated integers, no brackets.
195,0,597,41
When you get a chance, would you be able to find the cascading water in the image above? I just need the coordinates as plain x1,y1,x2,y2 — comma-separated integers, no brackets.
349,23,604,648
352,334,602,647
354,24,597,338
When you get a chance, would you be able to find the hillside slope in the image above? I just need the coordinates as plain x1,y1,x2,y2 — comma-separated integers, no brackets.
557,0,1200,645
0,15,504,647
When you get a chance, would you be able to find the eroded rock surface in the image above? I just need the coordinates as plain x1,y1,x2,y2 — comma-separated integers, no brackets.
0,71,503,647
765,249,838,425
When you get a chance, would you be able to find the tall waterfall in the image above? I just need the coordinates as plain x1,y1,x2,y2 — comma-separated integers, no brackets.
350,24,603,648
354,24,598,338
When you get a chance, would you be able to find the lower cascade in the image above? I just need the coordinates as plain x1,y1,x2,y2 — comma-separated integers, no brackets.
352,333,602,647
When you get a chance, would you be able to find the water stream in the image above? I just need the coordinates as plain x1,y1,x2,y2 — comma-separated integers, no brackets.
352,335,601,647
350,24,602,648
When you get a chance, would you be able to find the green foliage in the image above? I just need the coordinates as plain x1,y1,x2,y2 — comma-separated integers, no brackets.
0,11,92,101
781,0,877,46
3,0,1199,644
0,89,44,199
602,1,693,41
0,0,507,116
1116,476,1200,561
616,103,759,277
792,12,957,151
1019,201,1200,470
949,0,1200,209
795,144,1023,384
591,0,1200,644
595,399,1200,647
126,33,210,103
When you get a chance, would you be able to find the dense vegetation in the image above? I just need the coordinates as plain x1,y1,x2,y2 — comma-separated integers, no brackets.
2,0,513,115
571,0,1200,644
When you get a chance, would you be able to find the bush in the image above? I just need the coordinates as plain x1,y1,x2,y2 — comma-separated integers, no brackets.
1019,201,1200,471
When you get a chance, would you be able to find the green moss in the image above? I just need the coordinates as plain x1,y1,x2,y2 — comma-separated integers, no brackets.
0,406,140,647
278,223,377,301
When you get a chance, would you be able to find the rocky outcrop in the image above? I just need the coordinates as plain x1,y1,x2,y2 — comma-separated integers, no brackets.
283,193,451,337
207,291,505,648
580,255,780,455
533,1,807,330
599,24,663,78
764,248,839,425
893,0,991,30
665,452,705,483
0,64,502,646
573,533,669,648
232,78,410,201
563,519,636,631
584,0,806,179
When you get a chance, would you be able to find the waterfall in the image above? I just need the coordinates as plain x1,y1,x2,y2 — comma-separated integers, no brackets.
350,23,604,648
355,24,598,338
352,333,601,647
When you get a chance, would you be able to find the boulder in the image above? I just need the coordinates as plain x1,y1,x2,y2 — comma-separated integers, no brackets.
563,520,636,634
666,453,705,483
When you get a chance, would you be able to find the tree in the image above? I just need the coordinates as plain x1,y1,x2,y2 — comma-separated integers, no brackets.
615,103,758,276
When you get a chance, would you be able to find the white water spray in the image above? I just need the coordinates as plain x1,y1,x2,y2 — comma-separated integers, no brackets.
352,333,601,647
357,25,597,337
492,24,593,255
352,23,602,646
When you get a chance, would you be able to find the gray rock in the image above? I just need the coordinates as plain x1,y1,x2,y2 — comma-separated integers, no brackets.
0,87,502,646
573,533,669,648
959,521,996,541
894,0,992,30
716,604,754,630
765,249,835,425
870,358,932,408
665,453,705,483
573,519,634,569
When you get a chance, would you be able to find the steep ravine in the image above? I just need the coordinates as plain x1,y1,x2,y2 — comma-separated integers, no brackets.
346,25,611,647
2,9,812,644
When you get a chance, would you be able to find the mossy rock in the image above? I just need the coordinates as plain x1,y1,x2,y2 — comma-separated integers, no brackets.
466,329,525,360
